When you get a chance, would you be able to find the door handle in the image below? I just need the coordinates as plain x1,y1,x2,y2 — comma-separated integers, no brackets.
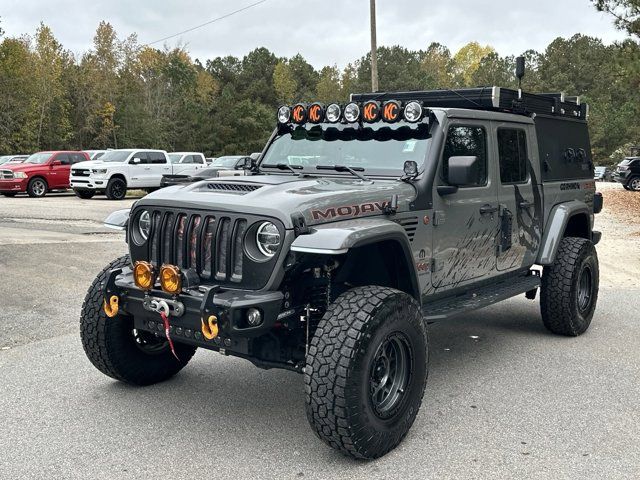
144,167,151,170
479,205,498,215
519,200,533,209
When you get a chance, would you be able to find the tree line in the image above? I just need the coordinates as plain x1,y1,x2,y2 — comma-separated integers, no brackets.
0,16,639,164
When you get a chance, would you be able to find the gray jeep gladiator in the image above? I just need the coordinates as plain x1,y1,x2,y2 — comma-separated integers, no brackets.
81,85,603,460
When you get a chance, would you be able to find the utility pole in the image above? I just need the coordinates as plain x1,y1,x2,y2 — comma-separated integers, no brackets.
370,0,379,92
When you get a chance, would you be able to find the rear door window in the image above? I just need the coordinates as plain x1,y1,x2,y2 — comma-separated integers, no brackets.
497,128,528,184
148,152,167,164
56,153,72,165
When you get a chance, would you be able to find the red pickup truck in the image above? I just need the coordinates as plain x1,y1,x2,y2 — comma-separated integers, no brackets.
0,151,89,198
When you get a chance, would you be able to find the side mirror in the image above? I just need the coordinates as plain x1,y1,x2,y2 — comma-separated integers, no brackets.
447,156,479,186
242,157,255,170
130,157,141,164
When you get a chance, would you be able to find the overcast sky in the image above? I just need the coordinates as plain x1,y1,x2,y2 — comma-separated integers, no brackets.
0,0,630,67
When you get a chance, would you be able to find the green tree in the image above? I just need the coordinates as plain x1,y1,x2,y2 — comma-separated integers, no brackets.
453,42,495,86
592,0,640,36
273,61,297,104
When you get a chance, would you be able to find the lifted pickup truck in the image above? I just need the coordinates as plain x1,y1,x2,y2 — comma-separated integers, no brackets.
81,85,602,459
70,149,206,200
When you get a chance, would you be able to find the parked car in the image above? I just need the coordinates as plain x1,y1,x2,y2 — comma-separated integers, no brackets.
83,150,109,160
0,155,28,165
160,167,229,187
168,152,207,168
70,149,207,200
0,151,89,197
209,155,250,177
613,157,640,191
594,166,613,182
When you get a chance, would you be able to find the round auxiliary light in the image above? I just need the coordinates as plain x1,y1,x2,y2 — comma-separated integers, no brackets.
160,264,182,294
344,102,361,123
133,261,155,291
362,100,381,123
246,308,263,327
404,101,423,123
381,100,402,123
291,104,307,124
308,103,324,124
277,105,291,123
256,222,281,257
325,103,341,123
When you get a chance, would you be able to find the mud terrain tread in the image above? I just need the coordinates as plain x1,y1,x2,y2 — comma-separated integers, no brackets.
540,237,599,336
305,286,428,459
80,255,196,385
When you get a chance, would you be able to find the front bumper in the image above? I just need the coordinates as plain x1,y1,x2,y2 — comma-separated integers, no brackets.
70,177,106,190
105,266,285,351
0,178,27,192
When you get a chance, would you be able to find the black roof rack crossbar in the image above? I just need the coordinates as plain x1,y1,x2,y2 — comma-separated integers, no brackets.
351,87,588,120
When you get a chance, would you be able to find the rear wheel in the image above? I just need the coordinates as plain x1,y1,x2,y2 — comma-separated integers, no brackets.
540,237,599,336
629,177,640,191
27,177,47,197
106,177,127,200
80,255,196,385
305,286,428,459
74,189,95,199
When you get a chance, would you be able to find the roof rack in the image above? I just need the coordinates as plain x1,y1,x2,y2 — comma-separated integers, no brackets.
351,87,588,120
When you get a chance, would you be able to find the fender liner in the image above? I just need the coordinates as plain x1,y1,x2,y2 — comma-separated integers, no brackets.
537,201,591,265
290,218,421,302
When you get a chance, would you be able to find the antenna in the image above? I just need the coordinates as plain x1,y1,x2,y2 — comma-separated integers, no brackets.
516,56,526,92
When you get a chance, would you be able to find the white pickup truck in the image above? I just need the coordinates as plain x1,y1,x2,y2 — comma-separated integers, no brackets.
70,149,206,200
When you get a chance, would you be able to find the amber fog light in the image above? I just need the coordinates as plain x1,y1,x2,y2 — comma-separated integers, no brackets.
160,264,182,294
133,261,155,290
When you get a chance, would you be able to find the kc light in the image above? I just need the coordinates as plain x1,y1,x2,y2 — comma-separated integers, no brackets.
292,104,307,124
308,103,324,124
14,172,27,178
325,103,341,123
382,100,401,122
256,222,281,257
277,105,291,123
344,102,360,123
404,101,423,122
133,261,155,290
362,101,381,123
160,264,182,294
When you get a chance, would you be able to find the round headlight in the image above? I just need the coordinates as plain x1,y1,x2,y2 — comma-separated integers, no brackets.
256,222,281,257
325,103,341,123
404,101,423,122
344,102,360,123
138,210,151,241
277,105,291,123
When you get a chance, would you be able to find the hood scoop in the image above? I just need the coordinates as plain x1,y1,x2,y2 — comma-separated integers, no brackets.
202,182,263,194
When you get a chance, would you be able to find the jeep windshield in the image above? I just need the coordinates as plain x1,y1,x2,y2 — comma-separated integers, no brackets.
101,150,132,162
260,123,431,177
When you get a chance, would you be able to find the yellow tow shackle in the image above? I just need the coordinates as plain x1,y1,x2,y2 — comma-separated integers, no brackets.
103,295,119,318
201,315,218,340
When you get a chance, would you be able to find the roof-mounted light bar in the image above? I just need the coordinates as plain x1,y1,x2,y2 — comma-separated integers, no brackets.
276,100,426,125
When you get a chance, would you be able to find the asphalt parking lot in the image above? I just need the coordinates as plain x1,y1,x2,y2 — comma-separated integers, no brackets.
1,188,639,479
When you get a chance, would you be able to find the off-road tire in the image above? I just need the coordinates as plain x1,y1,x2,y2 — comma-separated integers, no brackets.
27,177,48,197
628,177,640,191
305,286,429,459
540,237,599,336
80,255,196,385
74,189,95,199
1,192,17,197
105,177,127,200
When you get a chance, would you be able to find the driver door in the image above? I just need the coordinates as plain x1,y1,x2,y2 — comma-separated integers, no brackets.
431,122,499,292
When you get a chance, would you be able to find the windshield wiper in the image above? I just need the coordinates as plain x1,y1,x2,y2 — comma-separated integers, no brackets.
261,163,303,175
316,165,369,182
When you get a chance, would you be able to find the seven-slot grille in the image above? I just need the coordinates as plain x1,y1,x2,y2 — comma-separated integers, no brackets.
145,211,248,284
1,170,14,179
71,168,90,177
